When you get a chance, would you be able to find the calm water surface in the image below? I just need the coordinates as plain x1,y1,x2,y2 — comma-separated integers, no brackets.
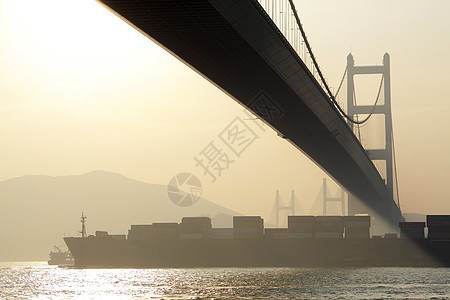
1,262,450,299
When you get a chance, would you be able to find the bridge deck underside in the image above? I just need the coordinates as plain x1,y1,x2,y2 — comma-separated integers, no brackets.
98,0,400,220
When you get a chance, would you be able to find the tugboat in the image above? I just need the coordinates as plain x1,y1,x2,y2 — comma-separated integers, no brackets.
47,245,74,266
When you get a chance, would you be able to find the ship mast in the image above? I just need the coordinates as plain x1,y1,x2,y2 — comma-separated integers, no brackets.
79,212,87,238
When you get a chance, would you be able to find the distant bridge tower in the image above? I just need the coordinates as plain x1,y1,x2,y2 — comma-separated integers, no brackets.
322,178,346,216
275,190,295,227
346,53,398,223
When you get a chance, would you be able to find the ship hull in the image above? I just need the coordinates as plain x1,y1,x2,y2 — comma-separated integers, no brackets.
64,237,450,268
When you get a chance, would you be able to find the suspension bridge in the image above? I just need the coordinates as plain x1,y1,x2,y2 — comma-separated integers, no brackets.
97,0,403,228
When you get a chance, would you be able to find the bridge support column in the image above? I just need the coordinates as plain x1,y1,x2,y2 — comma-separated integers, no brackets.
322,178,346,216
274,190,295,227
346,53,401,232
348,193,396,235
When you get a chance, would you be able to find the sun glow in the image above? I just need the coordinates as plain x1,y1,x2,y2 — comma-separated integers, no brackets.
0,0,167,116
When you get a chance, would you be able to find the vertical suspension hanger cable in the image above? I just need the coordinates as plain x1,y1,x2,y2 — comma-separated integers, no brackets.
353,88,362,140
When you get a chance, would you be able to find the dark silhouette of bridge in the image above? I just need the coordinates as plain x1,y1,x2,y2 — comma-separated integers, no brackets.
97,0,403,227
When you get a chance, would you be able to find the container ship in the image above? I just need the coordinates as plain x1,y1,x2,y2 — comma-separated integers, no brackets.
64,214,450,268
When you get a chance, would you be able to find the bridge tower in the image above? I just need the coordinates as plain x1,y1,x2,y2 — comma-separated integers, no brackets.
322,178,346,216
275,190,295,227
346,53,399,228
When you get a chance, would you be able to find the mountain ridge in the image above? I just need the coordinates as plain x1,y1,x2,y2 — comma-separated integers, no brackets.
0,170,238,261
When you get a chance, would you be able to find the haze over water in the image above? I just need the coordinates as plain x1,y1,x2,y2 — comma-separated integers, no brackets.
2,262,450,299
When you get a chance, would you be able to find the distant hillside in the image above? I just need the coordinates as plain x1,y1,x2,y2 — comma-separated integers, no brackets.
0,171,239,261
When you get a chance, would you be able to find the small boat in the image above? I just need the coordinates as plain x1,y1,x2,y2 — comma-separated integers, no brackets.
48,245,74,266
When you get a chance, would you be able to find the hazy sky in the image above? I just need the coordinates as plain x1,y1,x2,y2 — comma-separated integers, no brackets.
1,0,449,218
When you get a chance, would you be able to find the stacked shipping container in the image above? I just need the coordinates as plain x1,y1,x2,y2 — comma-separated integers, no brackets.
384,233,398,239
211,228,233,239
287,216,315,238
95,231,109,238
399,222,425,239
427,215,450,239
179,217,212,239
344,216,370,239
233,216,264,239
111,234,126,240
121,214,450,241
128,225,152,240
264,228,288,239
151,223,179,239
315,216,344,238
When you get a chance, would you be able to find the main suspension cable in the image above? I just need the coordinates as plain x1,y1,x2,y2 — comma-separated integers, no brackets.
287,0,379,125
356,74,384,125
334,66,347,99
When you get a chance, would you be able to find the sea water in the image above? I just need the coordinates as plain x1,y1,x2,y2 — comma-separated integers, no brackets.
1,262,450,299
